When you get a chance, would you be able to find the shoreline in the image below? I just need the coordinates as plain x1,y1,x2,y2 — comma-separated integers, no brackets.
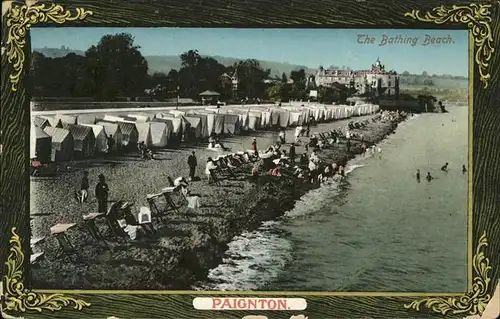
30,113,405,290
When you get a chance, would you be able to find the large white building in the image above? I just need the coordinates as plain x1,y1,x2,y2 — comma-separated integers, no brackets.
314,58,399,96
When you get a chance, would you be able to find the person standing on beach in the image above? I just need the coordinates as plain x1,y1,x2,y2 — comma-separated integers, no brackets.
95,174,109,213
346,139,351,153
289,144,296,163
205,158,218,184
107,135,115,155
279,129,286,144
251,137,259,157
81,171,90,202
416,169,421,183
251,164,259,183
462,165,467,174
338,165,345,177
187,151,197,181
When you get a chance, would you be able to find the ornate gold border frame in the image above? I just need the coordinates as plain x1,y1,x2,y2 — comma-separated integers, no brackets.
1,1,496,318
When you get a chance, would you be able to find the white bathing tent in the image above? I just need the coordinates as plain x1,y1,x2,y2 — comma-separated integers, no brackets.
154,113,182,143
268,108,280,127
81,124,108,153
247,112,261,131
288,111,302,126
151,116,174,142
135,122,153,147
150,121,169,147
30,121,52,163
96,121,123,152
193,111,216,135
227,109,249,131
185,112,209,138
278,110,289,128
223,114,240,135
213,113,225,134
184,116,203,139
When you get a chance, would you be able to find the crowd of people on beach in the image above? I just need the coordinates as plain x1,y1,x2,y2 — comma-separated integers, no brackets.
74,110,408,222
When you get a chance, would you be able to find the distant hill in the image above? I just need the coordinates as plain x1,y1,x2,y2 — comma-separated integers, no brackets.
33,47,315,77
148,54,318,77
33,47,468,89
34,47,86,58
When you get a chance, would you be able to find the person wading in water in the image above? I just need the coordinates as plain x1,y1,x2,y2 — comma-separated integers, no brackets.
426,172,434,182
441,162,449,172
462,165,467,174
416,169,421,182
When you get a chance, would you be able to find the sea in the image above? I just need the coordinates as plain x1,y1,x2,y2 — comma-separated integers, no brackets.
194,106,469,292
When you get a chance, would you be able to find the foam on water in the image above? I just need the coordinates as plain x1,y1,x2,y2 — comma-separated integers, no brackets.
193,222,293,291
195,163,367,291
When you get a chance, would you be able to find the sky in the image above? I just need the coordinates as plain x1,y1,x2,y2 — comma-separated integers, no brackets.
31,28,469,76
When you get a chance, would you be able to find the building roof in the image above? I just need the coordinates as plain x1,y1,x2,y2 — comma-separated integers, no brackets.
56,114,77,124
34,126,51,139
199,90,220,96
96,122,121,136
80,124,105,137
118,122,137,136
77,114,97,125
33,116,49,128
43,127,71,144
40,116,62,128
62,123,93,141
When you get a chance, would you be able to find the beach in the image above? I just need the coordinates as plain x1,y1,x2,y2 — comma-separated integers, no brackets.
30,113,402,290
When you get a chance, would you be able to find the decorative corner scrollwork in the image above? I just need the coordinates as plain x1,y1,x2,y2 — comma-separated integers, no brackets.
3,228,91,316
405,4,494,88
404,232,492,316
4,2,92,91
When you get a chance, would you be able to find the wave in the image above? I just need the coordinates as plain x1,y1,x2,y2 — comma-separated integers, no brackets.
193,223,293,291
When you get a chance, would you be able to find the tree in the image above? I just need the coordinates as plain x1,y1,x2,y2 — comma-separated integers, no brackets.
30,52,90,97
234,59,270,99
422,71,429,77
317,83,350,104
86,33,149,100
281,72,288,83
266,84,282,101
289,69,307,100
180,49,200,68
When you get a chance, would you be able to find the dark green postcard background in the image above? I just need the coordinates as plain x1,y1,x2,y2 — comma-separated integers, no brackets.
1,0,499,318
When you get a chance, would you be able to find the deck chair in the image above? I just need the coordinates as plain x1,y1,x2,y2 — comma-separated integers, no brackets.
230,155,244,166
124,206,155,236
30,252,45,265
146,193,171,225
104,201,129,241
167,176,175,187
208,169,222,186
53,233,79,260
217,159,236,179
